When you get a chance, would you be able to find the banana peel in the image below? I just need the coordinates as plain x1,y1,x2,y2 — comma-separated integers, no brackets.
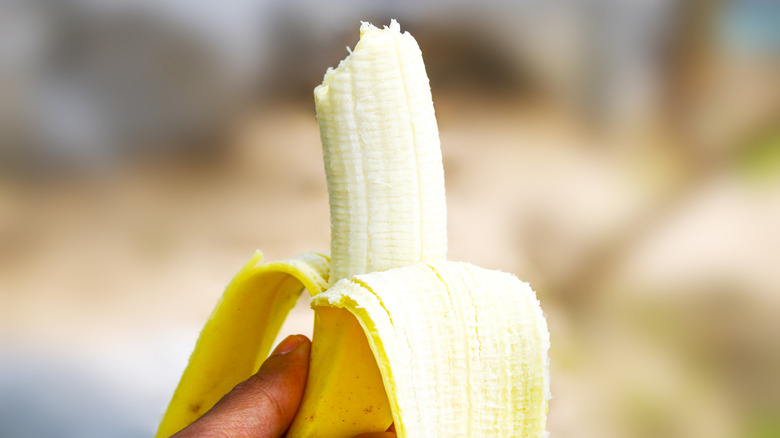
156,251,329,437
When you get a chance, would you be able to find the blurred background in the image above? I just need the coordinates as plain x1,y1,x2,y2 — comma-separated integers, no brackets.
1,0,779,437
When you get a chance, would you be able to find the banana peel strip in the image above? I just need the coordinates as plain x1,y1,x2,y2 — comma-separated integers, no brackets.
314,261,550,437
156,251,330,437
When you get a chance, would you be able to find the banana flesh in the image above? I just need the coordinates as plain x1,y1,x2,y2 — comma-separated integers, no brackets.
317,19,447,284
157,20,550,438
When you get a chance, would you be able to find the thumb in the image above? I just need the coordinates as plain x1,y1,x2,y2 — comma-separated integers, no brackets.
172,335,311,437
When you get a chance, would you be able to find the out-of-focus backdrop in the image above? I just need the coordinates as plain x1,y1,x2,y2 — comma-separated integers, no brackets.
1,0,778,437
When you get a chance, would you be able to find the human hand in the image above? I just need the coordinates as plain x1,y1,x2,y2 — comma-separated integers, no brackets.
171,334,395,438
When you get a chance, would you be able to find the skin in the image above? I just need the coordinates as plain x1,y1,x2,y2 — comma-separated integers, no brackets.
171,335,396,438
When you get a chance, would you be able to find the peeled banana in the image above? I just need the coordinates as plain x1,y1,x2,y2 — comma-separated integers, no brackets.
157,20,550,438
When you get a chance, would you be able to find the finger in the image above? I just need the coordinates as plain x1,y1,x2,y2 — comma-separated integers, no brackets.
172,335,311,438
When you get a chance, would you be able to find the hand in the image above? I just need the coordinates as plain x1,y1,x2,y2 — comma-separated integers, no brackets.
171,335,396,438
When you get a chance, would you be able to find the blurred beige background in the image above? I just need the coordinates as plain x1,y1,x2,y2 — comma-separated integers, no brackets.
1,1,779,437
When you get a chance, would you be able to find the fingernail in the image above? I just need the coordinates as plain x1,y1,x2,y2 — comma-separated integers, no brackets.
271,335,306,356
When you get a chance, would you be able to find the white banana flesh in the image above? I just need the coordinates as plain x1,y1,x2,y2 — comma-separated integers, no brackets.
317,19,447,284
157,20,550,438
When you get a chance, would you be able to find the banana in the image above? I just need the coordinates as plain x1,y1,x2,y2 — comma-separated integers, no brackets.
157,20,549,438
